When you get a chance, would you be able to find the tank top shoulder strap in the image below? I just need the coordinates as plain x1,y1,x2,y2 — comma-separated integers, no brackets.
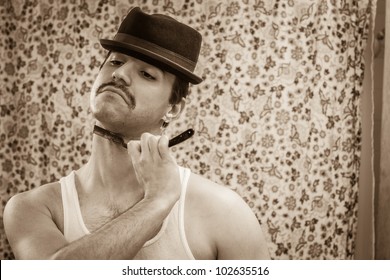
177,166,195,259
60,171,90,242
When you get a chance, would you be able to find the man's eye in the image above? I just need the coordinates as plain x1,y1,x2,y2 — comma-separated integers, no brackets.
110,60,123,66
141,71,156,80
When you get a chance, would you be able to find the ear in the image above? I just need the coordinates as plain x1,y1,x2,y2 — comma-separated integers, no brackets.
166,98,186,121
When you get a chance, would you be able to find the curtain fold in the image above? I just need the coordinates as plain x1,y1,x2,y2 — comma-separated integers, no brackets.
0,0,372,259
376,0,390,260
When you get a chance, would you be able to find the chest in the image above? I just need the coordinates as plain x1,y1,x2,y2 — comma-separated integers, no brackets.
75,192,215,260
78,192,141,233
56,172,217,260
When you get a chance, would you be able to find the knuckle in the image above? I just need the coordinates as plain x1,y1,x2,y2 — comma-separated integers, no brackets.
127,140,135,149
127,140,140,153
150,135,158,144
141,133,159,146
141,133,150,142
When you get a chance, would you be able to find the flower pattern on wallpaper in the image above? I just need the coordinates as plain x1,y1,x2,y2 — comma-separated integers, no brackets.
0,0,371,259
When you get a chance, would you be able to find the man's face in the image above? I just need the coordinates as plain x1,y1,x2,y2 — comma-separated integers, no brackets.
90,52,175,140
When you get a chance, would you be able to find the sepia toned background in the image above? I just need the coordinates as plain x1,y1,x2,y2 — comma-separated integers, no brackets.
0,0,375,259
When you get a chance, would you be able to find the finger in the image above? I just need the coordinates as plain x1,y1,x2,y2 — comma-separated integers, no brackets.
140,133,152,158
148,135,160,159
127,139,141,152
157,135,171,160
127,140,141,163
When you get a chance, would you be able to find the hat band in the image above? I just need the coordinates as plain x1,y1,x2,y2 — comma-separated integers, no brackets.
113,33,197,71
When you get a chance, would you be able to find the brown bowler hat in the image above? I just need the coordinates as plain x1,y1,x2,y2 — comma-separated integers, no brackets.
100,7,203,84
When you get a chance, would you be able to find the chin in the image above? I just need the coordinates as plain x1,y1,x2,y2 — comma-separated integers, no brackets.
91,108,125,133
94,117,161,140
91,104,161,138
91,96,125,123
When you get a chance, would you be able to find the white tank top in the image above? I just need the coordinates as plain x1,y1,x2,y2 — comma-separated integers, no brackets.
59,166,195,260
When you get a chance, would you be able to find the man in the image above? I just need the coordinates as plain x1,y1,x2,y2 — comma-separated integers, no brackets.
4,7,269,260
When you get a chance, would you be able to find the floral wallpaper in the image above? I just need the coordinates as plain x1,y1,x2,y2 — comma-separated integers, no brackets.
0,0,371,259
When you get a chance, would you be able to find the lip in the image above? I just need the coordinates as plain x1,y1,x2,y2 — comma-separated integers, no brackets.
100,85,130,105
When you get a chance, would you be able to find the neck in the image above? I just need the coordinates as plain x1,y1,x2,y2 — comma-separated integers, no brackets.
78,132,141,197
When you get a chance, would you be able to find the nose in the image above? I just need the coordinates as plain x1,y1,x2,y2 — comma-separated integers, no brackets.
112,63,132,86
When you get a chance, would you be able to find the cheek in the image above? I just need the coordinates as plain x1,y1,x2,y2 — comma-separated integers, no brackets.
90,72,109,105
135,82,172,106
135,98,168,120
89,83,98,109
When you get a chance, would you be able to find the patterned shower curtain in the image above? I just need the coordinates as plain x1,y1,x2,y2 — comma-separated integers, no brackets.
0,0,372,259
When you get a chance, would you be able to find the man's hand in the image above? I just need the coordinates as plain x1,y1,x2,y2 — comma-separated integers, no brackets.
127,133,181,204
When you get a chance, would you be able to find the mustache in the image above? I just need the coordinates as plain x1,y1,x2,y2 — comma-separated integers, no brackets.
96,81,136,108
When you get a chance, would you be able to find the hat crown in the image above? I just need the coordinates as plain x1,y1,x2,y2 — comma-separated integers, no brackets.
100,7,203,84
117,8,201,65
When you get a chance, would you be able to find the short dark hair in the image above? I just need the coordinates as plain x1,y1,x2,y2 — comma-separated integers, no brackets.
169,77,189,105
100,52,190,105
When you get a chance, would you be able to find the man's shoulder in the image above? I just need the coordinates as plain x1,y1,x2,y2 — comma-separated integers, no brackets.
186,172,247,215
185,172,270,259
3,180,67,259
5,181,62,215
184,173,248,259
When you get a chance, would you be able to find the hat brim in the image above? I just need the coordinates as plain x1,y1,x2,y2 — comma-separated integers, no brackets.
100,39,203,84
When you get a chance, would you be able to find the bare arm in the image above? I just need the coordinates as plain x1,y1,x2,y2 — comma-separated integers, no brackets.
4,192,175,259
215,191,270,259
199,184,270,260
186,174,270,260
55,197,177,259
4,134,180,259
